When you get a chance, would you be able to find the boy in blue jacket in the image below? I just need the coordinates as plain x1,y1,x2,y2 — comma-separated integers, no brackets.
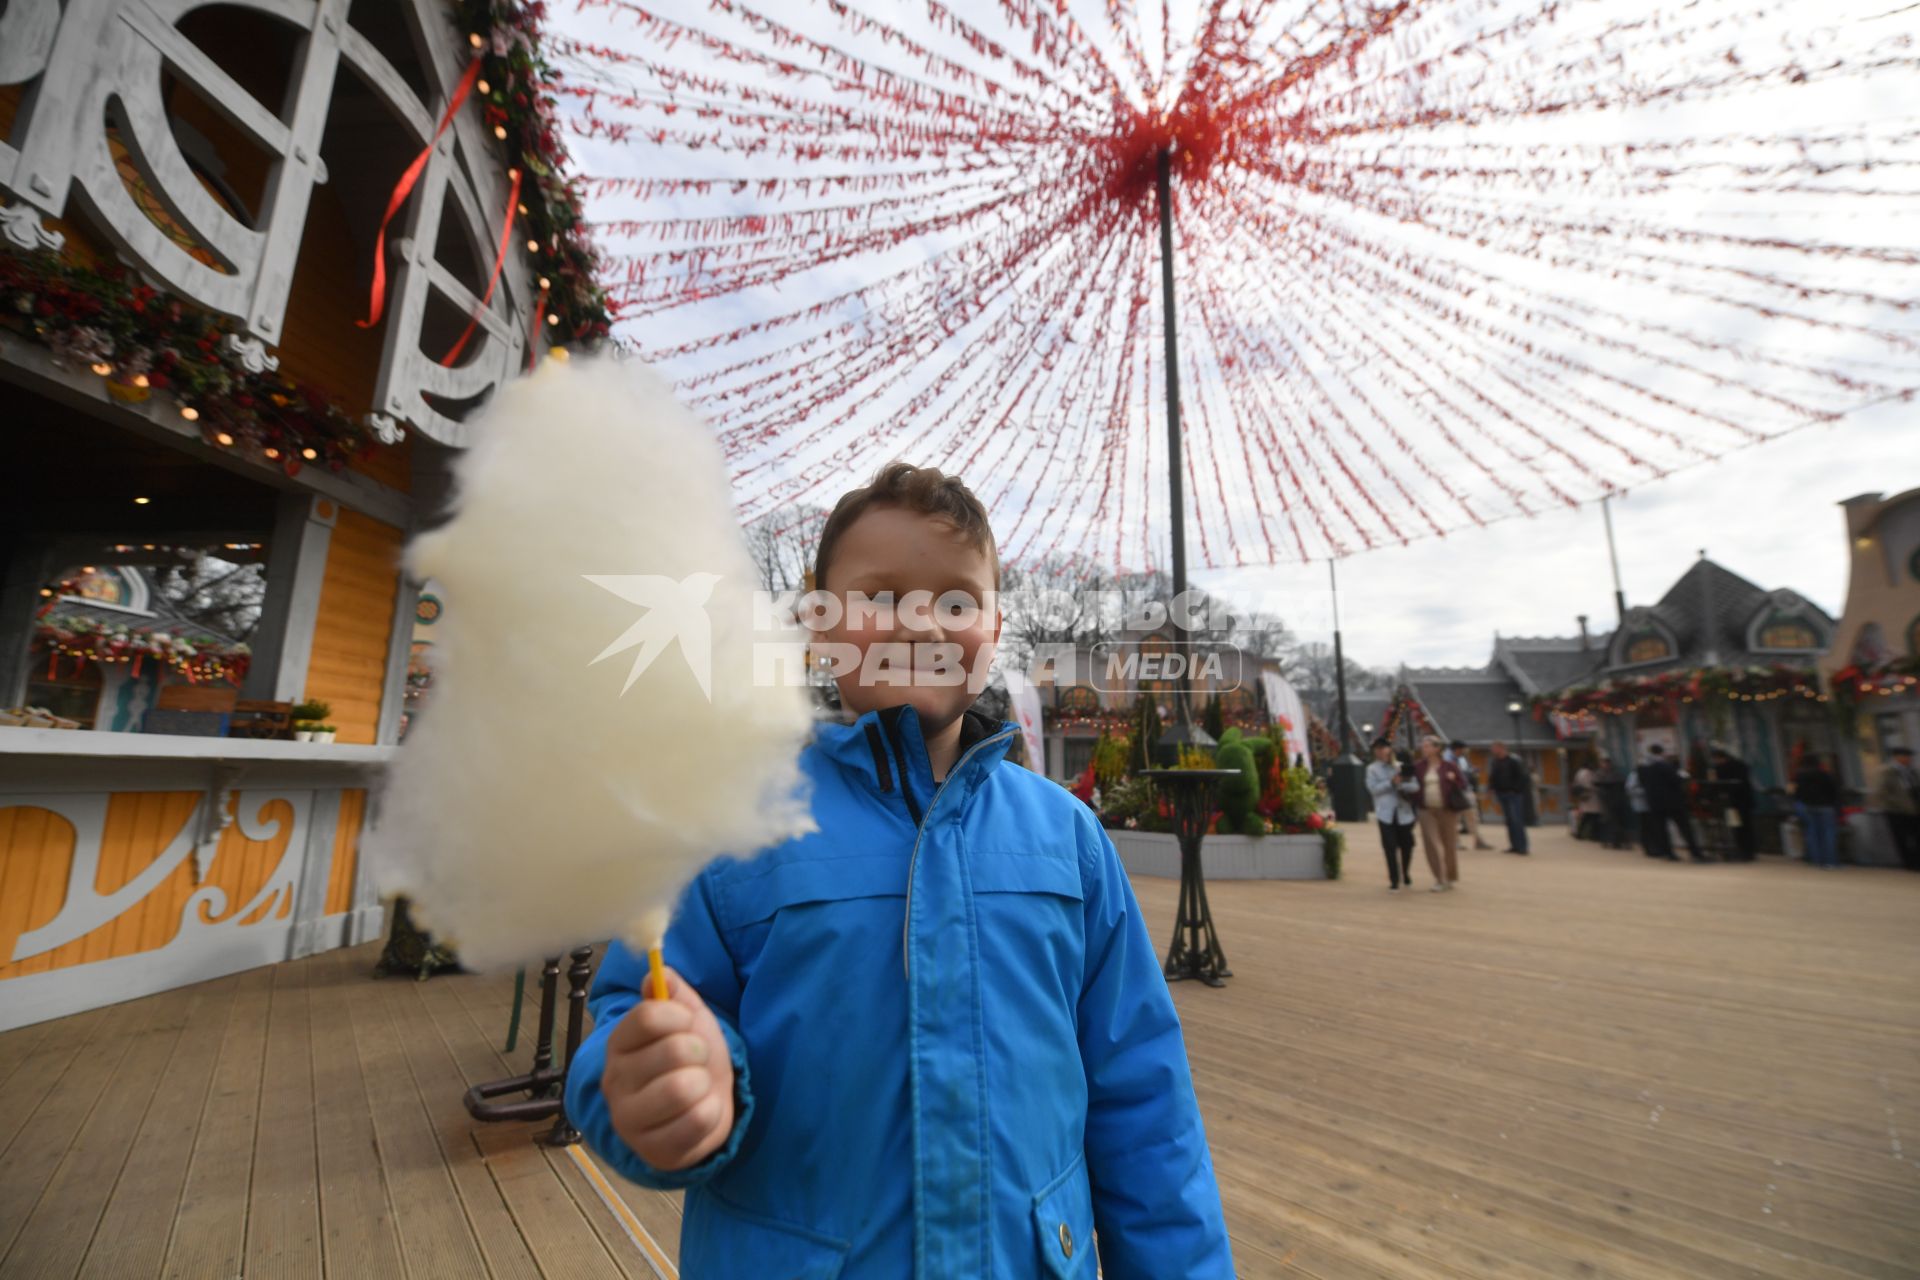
566,462,1234,1277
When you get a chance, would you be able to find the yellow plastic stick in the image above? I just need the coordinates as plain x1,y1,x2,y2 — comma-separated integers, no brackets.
647,940,668,1002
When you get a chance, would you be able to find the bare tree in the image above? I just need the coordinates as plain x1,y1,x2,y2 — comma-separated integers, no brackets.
743,505,827,594
153,554,266,641
1288,640,1390,701
995,554,1122,674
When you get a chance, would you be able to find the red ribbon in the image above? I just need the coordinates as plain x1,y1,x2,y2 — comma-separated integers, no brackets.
525,280,551,371
441,166,522,366
357,56,483,330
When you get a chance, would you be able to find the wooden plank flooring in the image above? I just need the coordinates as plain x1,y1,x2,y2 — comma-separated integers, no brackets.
0,826,1914,1277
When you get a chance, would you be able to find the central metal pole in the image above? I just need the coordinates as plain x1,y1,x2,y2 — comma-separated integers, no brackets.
1157,147,1192,735
1331,559,1351,755
1601,494,1627,626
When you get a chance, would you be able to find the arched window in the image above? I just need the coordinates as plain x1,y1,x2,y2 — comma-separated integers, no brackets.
1058,685,1101,713
1757,619,1820,651
1624,631,1672,665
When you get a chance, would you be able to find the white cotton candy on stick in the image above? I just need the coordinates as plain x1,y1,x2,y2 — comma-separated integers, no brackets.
368,354,818,971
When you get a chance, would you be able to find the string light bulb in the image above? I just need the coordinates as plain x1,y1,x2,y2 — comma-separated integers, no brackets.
133,497,150,505
301,447,318,460
133,374,150,388
215,432,235,446
91,361,112,376
180,406,199,422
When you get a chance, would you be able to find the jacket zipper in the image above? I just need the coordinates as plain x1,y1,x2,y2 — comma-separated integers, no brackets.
864,723,893,794
900,726,1015,979
881,713,923,825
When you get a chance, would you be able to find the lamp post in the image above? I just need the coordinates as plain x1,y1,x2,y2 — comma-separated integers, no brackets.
1507,699,1524,746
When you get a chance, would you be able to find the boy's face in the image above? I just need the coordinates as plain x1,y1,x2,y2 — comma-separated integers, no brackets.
817,505,1001,733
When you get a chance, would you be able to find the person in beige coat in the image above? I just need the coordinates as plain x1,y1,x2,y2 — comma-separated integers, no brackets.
1871,746,1919,871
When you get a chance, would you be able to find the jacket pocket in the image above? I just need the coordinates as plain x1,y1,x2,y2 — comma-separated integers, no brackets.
682,1188,850,1280
967,850,1083,899
1032,1150,1096,1278
716,851,909,931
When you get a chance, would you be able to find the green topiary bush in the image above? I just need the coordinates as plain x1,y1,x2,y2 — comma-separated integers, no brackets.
1215,739,1264,836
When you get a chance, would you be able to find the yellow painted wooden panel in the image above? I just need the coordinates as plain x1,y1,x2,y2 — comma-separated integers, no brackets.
0,808,78,978
0,792,296,981
324,790,366,916
305,509,403,746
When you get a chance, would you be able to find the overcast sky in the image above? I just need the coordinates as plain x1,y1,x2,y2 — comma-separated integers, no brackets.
1198,405,1912,670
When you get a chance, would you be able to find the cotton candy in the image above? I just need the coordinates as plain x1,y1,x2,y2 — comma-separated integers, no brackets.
367,354,819,970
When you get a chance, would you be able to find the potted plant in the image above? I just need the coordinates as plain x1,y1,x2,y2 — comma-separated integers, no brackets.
314,723,337,744
289,699,330,743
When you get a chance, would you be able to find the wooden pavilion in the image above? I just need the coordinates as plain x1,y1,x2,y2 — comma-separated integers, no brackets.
1,0,605,1031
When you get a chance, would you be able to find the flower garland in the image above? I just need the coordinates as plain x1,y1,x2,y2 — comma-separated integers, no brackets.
1306,714,1342,764
1044,705,1134,735
0,244,375,475
454,0,615,350
36,615,250,686
1377,691,1437,747
1829,657,1920,704
1535,665,1823,718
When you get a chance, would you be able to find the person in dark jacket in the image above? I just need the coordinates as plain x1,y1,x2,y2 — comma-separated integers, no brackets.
1639,744,1706,862
1488,741,1531,855
1793,752,1842,868
1709,746,1757,861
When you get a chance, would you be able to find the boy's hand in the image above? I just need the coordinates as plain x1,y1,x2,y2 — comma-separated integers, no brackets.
602,966,736,1171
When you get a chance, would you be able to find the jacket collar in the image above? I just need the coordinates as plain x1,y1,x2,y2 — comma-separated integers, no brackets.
814,702,1016,807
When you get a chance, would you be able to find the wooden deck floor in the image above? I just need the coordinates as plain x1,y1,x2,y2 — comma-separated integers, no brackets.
1,827,1916,1278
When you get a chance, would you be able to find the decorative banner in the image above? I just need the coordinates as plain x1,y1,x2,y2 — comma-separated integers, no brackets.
1000,668,1046,775
553,0,1920,572
1258,670,1307,762
1550,711,1599,741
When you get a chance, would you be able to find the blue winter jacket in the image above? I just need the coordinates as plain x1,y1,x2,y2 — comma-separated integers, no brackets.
565,702,1234,1278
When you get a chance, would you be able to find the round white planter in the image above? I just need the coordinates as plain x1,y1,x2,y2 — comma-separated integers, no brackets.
1108,829,1330,880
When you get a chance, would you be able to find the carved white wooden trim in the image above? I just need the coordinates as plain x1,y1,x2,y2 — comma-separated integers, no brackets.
0,202,65,252
5,784,309,963
223,332,280,374
0,0,60,89
0,0,530,447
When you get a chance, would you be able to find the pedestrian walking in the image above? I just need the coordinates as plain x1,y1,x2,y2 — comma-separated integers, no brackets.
1445,739,1494,850
1640,743,1706,861
1793,752,1842,869
1488,741,1531,855
1626,757,1675,860
1869,746,1919,871
1414,735,1472,891
1572,756,1603,841
1708,745,1758,861
1366,738,1419,890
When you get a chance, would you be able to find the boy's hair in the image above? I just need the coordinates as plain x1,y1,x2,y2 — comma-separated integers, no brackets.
813,461,1000,592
